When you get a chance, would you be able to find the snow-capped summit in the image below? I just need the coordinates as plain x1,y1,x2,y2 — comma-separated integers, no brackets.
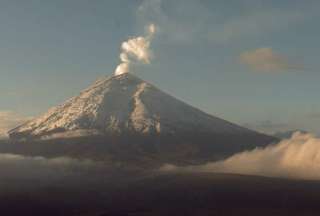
9,73,256,139
7,73,277,166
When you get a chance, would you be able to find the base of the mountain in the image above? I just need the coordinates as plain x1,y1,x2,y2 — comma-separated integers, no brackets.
2,132,276,168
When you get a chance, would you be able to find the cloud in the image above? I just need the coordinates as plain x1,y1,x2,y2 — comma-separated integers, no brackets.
0,111,32,138
243,120,294,135
239,48,303,72
136,0,314,44
0,154,96,174
136,0,212,43
208,8,305,43
0,153,112,190
160,132,320,180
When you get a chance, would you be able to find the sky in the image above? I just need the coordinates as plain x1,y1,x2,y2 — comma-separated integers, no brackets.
1,0,320,136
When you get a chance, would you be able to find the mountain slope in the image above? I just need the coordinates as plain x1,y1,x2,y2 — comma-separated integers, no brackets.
9,73,256,139
7,73,277,166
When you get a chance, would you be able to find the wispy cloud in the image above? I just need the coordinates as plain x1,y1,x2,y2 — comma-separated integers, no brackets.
239,47,303,72
136,0,313,44
161,132,320,180
208,8,305,43
136,0,213,43
0,111,31,138
243,120,294,135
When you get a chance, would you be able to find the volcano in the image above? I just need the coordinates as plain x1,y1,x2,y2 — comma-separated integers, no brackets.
8,73,276,167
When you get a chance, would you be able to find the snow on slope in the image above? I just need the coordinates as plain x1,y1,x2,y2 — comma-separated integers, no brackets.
9,73,255,139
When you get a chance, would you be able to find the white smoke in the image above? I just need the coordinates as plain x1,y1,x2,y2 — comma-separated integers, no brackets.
160,132,320,180
114,24,157,76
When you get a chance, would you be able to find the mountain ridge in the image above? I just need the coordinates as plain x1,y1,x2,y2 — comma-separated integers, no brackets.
6,73,277,166
9,73,259,140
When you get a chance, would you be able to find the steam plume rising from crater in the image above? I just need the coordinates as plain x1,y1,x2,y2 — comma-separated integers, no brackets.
114,24,157,76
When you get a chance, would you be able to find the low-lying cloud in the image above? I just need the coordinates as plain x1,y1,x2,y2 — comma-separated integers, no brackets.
161,132,320,180
0,154,99,180
0,111,31,138
239,47,303,72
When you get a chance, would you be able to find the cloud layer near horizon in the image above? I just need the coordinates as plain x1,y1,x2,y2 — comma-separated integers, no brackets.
0,153,115,187
0,111,31,138
161,132,320,180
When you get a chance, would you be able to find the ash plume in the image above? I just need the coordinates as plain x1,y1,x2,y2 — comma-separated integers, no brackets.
114,24,157,76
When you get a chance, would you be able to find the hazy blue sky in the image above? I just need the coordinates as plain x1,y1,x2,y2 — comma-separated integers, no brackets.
1,0,320,135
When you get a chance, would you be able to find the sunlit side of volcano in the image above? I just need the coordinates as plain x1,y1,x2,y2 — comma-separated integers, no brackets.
9,73,257,139
8,73,276,166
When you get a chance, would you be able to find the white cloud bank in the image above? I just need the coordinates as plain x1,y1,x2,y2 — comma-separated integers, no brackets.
161,132,320,180
0,111,31,138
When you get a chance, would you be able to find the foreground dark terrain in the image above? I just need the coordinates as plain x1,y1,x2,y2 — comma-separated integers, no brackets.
1,170,320,216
